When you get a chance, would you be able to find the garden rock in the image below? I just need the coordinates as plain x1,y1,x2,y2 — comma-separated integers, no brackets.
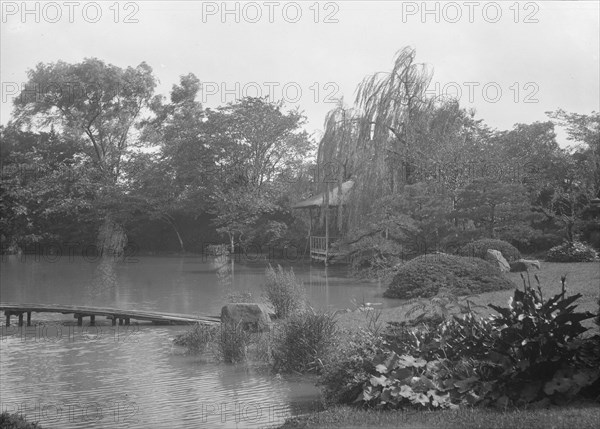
221,303,272,332
510,259,541,272
485,249,510,272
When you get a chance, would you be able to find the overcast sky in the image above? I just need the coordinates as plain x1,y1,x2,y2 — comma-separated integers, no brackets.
1,1,599,145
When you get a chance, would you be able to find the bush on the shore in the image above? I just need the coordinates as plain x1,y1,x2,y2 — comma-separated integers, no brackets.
384,253,514,299
272,308,338,374
0,412,43,428
321,280,600,411
264,264,306,318
546,241,599,262
457,239,521,262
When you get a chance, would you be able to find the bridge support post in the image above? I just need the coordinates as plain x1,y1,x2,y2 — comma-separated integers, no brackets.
18,313,23,327
119,318,123,325
76,314,83,326
5,312,10,327
125,318,130,325
111,316,116,326
90,315,95,326
27,312,31,326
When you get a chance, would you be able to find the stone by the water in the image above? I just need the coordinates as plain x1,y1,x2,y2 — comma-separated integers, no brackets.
220,303,272,332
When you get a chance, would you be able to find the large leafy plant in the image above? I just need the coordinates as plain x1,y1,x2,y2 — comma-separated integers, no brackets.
485,275,598,405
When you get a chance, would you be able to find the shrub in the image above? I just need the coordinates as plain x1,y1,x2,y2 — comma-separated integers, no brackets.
546,241,599,262
457,239,521,262
0,413,43,428
404,287,487,323
384,253,514,299
579,219,600,250
264,264,306,318
347,236,404,278
205,243,229,256
272,308,338,374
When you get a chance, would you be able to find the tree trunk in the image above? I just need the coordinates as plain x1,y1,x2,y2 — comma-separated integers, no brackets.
566,218,574,243
489,204,496,238
168,219,185,253
174,227,185,253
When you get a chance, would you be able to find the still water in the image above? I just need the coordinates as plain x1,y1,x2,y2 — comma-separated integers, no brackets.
0,255,392,428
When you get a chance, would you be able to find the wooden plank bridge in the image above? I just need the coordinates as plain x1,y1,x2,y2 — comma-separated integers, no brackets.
0,303,221,327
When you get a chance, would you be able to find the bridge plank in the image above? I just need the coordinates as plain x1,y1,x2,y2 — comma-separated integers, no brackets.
1,303,220,325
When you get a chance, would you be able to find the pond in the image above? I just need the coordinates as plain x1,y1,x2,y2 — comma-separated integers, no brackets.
0,255,395,428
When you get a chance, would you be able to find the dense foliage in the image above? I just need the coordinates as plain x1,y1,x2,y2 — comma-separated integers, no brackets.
321,283,600,410
0,412,43,428
546,241,599,262
384,253,514,299
457,239,521,262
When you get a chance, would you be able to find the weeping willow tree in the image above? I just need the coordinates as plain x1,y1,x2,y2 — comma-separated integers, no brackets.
317,47,440,231
316,47,486,272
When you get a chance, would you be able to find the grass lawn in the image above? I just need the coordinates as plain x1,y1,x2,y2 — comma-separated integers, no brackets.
278,262,600,429
279,403,600,429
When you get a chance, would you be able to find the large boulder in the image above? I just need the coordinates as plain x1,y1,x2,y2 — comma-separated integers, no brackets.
221,303,271,332
485,249,510,272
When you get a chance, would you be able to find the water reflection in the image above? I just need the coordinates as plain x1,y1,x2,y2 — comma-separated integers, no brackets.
86,258,118,302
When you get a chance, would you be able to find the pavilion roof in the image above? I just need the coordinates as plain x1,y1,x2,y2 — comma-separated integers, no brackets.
291,180,354,209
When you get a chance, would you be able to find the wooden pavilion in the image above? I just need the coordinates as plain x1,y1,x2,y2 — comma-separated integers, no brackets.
292,180,354,264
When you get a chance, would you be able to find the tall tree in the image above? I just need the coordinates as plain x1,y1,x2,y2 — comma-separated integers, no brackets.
12,58,157,255
205,97,312,251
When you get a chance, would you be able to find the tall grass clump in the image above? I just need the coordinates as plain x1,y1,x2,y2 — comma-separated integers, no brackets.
173,323,219,355
217,320,253,363
174,322,254,363
264,264,306,318
272,308,338,374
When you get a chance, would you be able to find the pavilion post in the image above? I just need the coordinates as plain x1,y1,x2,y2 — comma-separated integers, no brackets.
325,206,329,266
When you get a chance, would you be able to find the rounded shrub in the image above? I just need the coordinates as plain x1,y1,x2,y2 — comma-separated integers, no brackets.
457,239,521,262
545,241,599,262
384,253,514,299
